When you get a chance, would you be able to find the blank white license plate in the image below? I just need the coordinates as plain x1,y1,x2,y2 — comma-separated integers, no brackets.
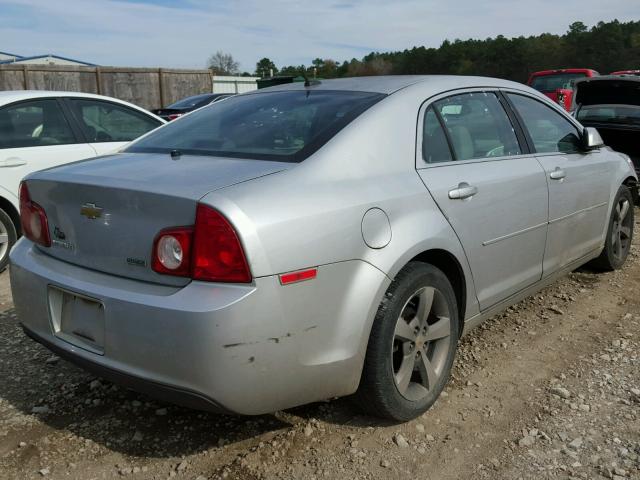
48,286,105,355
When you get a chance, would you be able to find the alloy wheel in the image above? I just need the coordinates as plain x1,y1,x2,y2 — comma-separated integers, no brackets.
0,218,9,264
612,197,632,261
392,286,452,401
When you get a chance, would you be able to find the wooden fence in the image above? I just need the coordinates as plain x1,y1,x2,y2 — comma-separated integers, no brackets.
0,65,257,110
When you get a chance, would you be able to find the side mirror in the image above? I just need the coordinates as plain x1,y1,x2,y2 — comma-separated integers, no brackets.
582,127,604,150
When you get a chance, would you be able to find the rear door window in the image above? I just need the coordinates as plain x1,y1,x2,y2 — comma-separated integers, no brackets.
127,90,385,162
422,107,453,163
69,99,162,143
0,99,76,149
432,92,522,161
507,94,582,154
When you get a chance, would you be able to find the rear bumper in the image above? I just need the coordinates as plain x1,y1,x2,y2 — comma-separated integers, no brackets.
22,324,229,413
10,239,389,414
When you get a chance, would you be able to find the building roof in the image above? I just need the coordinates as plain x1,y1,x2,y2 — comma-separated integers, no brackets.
0,54,95,66
0,51,23,58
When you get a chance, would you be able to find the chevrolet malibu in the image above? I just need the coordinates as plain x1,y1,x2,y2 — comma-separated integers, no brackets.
10,76,636,421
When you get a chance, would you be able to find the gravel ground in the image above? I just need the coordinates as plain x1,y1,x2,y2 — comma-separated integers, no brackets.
0,215,639,480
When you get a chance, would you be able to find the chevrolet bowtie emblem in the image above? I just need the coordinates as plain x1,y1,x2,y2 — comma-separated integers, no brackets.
80,203,103,219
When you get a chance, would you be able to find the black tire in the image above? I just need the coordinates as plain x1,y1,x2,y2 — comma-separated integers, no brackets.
590,185,634,271
355,262,459,421
0,207,17,273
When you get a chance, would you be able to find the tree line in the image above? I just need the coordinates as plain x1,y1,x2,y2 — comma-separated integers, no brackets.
208,20,640,83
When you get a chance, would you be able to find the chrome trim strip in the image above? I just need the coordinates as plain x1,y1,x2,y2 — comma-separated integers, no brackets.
482,222,547,246
548,202,608,225
483,202,608,246
418,153,534,169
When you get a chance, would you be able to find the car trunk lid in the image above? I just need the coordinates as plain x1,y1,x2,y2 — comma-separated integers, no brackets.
25,152,290,286
575,77,640,106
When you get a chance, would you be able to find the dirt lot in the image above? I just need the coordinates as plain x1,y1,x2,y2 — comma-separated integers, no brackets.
0,220,639,480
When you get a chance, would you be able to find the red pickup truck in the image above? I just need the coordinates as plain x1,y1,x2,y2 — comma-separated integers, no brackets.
527,68,599,111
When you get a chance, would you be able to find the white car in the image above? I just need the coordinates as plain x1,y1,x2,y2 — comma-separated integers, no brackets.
0,91,165,270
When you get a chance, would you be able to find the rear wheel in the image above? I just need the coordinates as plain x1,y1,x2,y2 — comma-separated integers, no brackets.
0,208,17,272
355,262,459,421
590,185,634,271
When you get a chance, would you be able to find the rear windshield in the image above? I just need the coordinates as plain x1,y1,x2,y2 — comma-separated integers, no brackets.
127,90,385,162
530,73,587,93
166,94,215,109
577,104,640,125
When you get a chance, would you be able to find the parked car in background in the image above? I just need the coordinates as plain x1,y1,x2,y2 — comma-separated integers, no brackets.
0,90,165,271
528,68,599,111
10,76,636,421
610,70,640,76
152,93,232,121
574,75,640,174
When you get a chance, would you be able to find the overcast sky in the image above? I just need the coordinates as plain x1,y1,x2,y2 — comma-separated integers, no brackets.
0,0,637,72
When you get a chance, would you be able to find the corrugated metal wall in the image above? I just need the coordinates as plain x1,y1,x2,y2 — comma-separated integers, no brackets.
211,75,260,94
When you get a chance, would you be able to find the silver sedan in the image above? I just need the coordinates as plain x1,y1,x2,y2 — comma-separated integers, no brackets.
10,76,636,421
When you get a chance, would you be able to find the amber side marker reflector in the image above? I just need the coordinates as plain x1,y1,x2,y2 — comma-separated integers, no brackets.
279,268,317,285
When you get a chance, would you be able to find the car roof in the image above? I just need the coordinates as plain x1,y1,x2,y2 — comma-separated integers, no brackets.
0,90,163,119
573,75,640,107
252,75,528,95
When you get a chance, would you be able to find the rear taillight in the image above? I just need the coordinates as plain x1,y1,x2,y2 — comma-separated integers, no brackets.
167,113,183,121
192,204,251,283
19,182,51,247
151,204,251,283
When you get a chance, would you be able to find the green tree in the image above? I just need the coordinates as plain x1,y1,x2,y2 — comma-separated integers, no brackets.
280,65,306,77
568,21,588,34
255,21,640,82
255,58,278,78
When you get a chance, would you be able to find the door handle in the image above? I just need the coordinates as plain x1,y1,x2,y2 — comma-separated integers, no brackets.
0,157,27,168
549,167,566,180
448,182,478,200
